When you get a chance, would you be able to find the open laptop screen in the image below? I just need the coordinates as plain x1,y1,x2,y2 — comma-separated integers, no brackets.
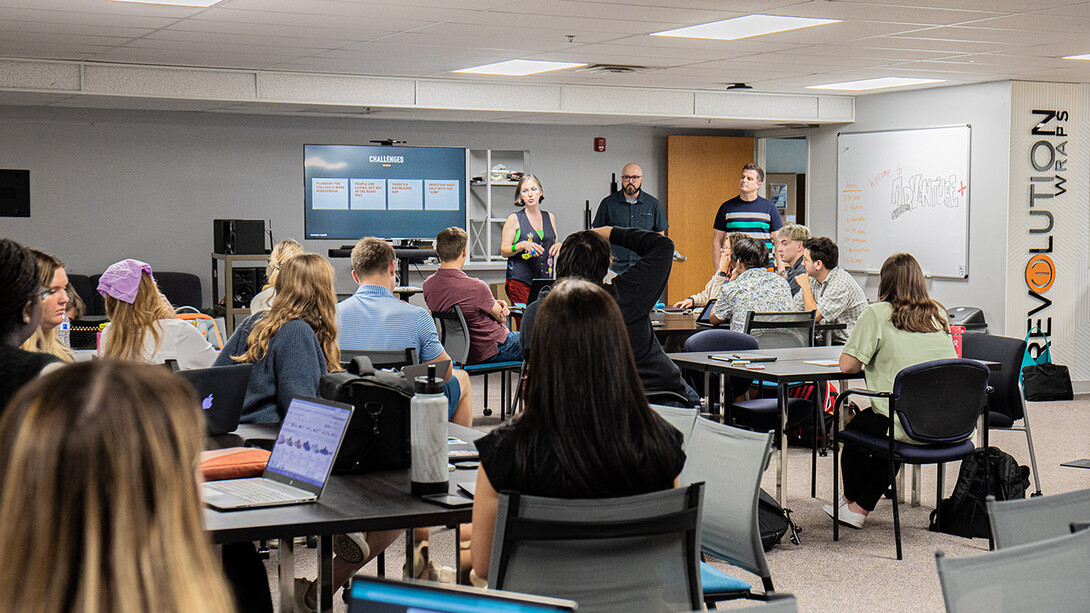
349,577,576,613
265,397,352,488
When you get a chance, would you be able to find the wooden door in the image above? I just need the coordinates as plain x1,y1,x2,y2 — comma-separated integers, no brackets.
666,136,755,304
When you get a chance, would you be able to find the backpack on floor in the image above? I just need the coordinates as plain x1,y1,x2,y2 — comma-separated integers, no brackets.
758,489,801,550
929,446,1030,539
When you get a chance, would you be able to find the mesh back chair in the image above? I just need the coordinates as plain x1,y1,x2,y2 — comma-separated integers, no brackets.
935,528,1090,613
986,487,1090,549
650,404,699,449
962,334,1042,496
683,329,758,413
833,358,991,560
433,305,522,419
488,484,705,613
743,311,815,350
340,347,418,371
680,417,776,605
155,271,204,311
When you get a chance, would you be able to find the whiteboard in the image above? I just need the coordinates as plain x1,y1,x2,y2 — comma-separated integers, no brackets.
836,125,971,278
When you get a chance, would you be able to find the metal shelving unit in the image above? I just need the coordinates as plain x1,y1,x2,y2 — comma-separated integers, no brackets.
468,149,529,263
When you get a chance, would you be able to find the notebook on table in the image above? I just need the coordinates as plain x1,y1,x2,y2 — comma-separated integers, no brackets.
348,576,576,613
177,363,253,436
201,395,353,511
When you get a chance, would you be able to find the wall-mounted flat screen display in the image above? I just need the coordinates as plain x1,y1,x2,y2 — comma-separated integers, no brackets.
304,145,466,241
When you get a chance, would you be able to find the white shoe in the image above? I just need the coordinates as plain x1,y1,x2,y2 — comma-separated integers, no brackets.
334,532,370,565
823,502,866,529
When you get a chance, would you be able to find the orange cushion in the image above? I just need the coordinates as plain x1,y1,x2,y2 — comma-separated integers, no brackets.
199,447,270,481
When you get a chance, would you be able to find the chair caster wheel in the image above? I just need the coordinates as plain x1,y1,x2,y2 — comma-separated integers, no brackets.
483,409,492,416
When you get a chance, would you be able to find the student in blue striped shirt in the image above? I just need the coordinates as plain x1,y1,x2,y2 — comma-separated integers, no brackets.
711,163,783,271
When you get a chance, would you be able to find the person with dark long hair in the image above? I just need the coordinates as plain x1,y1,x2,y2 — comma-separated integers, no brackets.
824,252,956,529
471,279,685,578
0,238,61,411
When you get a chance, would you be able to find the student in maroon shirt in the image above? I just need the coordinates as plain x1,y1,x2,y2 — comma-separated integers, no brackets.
423,227,521,364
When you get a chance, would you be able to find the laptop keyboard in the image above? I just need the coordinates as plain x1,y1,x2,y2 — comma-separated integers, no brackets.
209,479,296,503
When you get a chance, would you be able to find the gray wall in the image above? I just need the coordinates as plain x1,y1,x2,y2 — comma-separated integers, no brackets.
806,80,1012,332
1,106,711,303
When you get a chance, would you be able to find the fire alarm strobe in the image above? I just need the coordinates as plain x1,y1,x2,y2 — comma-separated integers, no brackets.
594,137,606,152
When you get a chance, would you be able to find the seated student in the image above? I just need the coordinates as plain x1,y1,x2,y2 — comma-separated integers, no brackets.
337,237,472,428
423,227,520,364
472,279,685,579
775,223,812,296
794,237,867,344
98,259,218,370
710,236,794,330
673,232,743,310
215,253,340,423
0,239,62,411
20,248,73,362
824,253,956,529
250,238,303,314
0,361,235,613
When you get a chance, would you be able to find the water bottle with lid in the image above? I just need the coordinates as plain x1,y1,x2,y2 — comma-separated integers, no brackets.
58,314,71,349
410,364,449,495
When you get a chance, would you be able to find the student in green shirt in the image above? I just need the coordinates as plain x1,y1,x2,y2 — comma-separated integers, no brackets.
823,253,956,529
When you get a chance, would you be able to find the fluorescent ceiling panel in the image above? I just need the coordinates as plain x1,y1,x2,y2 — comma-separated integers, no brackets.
106,0,223,6
453,59,585,76
807,76,944,91
652,15,839,41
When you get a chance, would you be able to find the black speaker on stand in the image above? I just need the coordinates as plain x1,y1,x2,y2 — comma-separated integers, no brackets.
232,268,258,309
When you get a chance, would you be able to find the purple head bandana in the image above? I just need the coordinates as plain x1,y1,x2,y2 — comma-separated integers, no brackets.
97,259,154,304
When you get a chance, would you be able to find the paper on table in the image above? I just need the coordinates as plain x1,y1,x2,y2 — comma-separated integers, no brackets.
803,359,840,367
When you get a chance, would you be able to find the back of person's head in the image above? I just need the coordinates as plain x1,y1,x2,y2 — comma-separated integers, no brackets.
0,360,236,613
266,239,304,285
778,224,811,243
236,252,340,372
21,248,72,361
519,279,678,495
435,227,468,262
742,162,765,183
879,252,947,333
101,261,174,363
803,237,838,270
0,238,40,343
732,236,770,270
554,230,611,283
350,237,394,279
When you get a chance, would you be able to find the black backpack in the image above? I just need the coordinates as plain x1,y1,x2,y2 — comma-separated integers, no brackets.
758,489,800,550
929,446,1030,539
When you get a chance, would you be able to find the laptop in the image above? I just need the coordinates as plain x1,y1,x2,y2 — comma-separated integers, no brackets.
201,395,353,511
401,359,452,384
696,298,720,326
348,576,577,613
177,363,253,436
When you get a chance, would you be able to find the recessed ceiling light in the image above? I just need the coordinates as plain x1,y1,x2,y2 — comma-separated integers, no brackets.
651,15,839,41
453,60,587,76
105,0,224,5
1063,53,1090,60
807,77,945,91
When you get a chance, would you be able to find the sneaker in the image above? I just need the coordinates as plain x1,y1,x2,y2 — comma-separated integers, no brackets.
424,561,456,584
402,540,429,578
822,502,866,529
333,532,370,565
294,578,316,613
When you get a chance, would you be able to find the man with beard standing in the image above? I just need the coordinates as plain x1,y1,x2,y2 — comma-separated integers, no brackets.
593,163,668,274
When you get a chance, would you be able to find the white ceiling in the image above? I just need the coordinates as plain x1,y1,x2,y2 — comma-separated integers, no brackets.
3,0,1090,126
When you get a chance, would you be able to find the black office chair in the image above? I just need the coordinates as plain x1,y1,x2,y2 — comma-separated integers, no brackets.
743,310,815,349
832,358,991,560
433,305,522,419
341,347,419,371
682,329,758,417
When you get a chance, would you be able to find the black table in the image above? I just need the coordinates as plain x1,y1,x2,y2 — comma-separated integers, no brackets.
651,311,847,352
205,423,480,612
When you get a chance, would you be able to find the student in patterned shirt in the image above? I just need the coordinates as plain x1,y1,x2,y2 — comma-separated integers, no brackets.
711,163,783,271
710,236,793,331
794,237,868,345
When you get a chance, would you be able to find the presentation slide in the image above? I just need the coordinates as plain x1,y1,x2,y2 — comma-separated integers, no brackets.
304,145,466,240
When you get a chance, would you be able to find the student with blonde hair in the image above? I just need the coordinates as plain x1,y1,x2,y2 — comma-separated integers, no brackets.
216,252,341,423
673,232,745,310
250,238,304,314
20,248,73,362
98,259,217,370
0,360,236,613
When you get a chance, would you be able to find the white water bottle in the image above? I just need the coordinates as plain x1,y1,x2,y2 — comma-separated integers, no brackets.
58,314,71,349
410,364,449,495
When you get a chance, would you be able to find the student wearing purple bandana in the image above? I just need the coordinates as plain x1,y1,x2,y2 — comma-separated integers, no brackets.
97,259,217,370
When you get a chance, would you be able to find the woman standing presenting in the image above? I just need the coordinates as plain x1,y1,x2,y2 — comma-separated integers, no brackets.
500,174,561,305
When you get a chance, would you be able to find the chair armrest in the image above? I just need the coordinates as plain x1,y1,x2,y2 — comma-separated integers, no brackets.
833,387,892,418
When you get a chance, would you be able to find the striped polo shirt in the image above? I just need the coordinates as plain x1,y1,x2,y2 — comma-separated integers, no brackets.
336,284,445,360
712,195,783,252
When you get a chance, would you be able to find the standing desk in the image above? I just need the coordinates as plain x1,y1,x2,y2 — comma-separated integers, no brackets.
205,423,481,612
668,346,863,507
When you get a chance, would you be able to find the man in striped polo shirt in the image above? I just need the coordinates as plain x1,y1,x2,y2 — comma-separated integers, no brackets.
711,163,783,271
